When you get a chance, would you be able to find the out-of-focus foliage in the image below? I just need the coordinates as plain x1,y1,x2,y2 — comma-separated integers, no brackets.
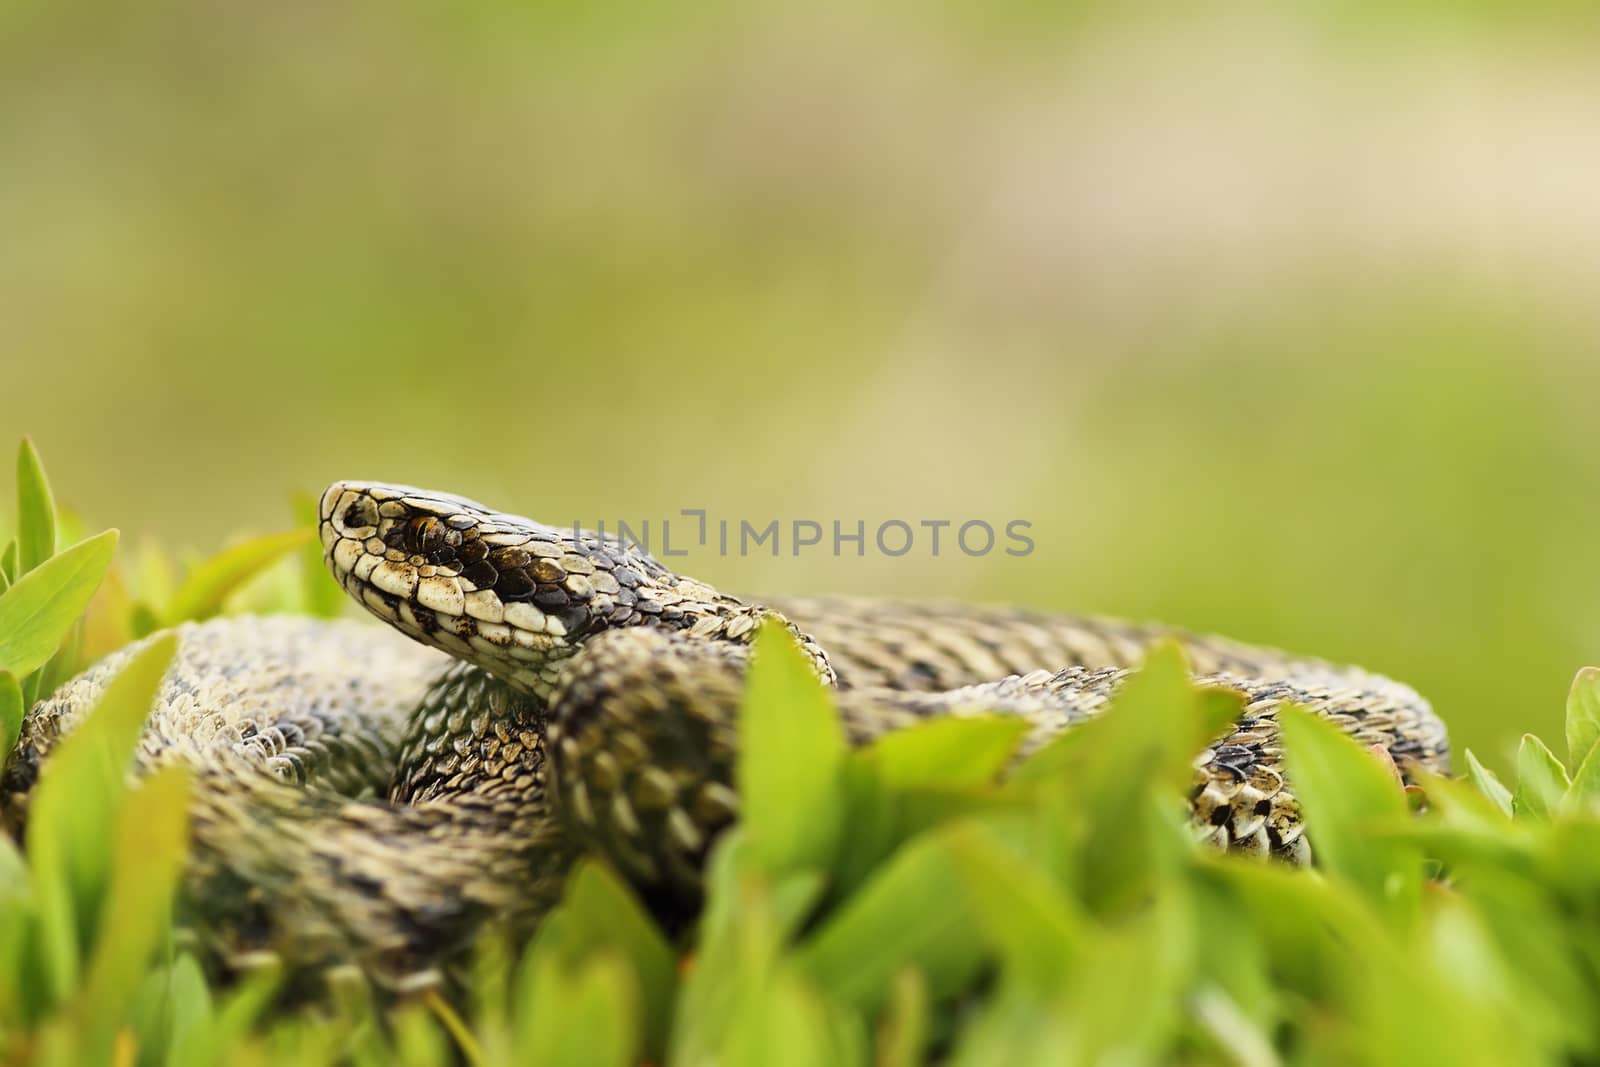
0,442,315,1062
5,442,1600,1064
2,2,1598,766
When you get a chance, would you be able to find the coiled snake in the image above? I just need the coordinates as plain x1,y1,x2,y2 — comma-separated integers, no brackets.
0,482,1450,983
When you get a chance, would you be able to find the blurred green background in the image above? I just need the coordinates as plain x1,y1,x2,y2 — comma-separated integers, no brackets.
3,2,1598,768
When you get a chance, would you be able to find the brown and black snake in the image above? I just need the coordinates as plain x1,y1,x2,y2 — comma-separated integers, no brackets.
0,481,1450,985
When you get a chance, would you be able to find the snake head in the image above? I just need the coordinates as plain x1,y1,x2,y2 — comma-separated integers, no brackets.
318,481,754,694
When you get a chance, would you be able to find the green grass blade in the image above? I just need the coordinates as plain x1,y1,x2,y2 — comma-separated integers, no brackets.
0,529,118,679
391,1005,453,1067
23,632,176,1006
0,541,13,591
0,670,21,760
160,953,217,1067
172,958,285,1066
81,764,191,1018
164,528,312,625
548,861,678,1056
0,835,34,1027
672,833,805,1064
16,437,58,575
738,619,846,873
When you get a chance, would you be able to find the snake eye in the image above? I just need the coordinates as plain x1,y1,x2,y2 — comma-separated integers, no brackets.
401,516,446,556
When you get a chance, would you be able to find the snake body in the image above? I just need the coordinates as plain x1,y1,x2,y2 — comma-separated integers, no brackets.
0,482,1450,982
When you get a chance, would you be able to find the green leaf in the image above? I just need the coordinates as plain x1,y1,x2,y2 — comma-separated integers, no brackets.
0,541,13,591
1190,985,1281,1067
1565,668,1600,790
946,823,1086,990
1203,857,1380,996
1059,893,1194,1064
874,970,929,1067
157,954,217,1065
674,844,867,1067
24,632,175,1005
164,528,312,624
547,861,678,1056
325,961,387,1066
168,957,285,1066
830,727,1025,900
1567,669,1600,765
766,867,830,940
1513,733,1570,822
1279,704,1418,915
1185,874,1276,1037
738,619,846,873
1568,742,1600,809
795,825,988,1014
16,437,57,575
391,1005,453,1067
945,891,1195,1066
0,835,36,1027
722,967,864,1067
670,835,778,1063
81,764,191,1018
1010,641,1240,914
946,983,1075,1067
869,714,1029,789
518,950,639,1067
0,670,21,759
1464,749,1515,818
1396,768,1539,875
0,529,118,679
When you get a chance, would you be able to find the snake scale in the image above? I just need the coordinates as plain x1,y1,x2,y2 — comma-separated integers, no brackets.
0,482,1450,985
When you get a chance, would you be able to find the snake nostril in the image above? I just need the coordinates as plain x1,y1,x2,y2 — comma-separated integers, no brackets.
341,497,379,533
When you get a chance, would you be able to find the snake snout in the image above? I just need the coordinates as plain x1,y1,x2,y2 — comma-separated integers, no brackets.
320,482,380,541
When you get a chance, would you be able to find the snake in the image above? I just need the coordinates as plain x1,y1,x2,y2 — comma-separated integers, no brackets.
0,481,1450,986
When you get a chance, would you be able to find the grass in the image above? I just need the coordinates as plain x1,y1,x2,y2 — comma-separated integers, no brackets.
3,437,1600,1065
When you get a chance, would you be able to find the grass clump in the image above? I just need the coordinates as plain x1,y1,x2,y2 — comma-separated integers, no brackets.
1,438,1599,1065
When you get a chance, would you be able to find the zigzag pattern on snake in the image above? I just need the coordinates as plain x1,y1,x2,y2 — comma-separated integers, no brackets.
0,482,1450,984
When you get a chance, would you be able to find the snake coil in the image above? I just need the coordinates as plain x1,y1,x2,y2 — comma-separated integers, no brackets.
1,482,1449,983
